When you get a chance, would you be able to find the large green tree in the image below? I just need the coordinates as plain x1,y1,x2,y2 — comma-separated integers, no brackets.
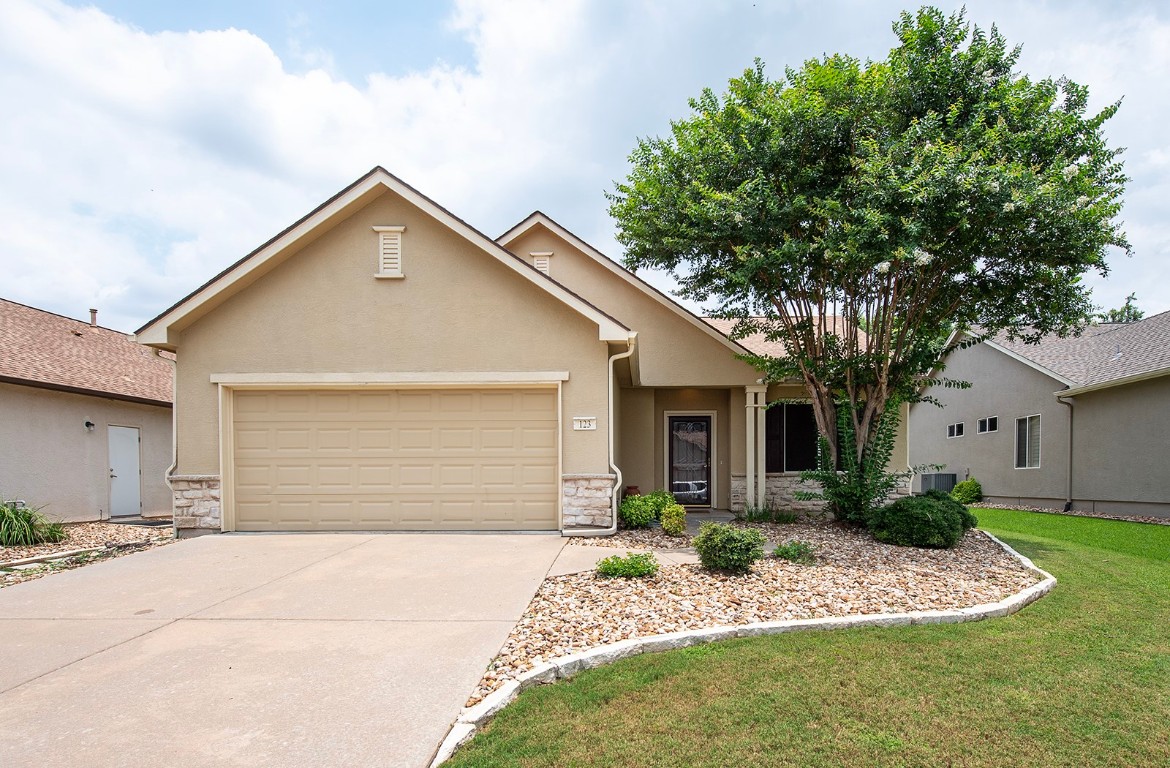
609,7,1128,518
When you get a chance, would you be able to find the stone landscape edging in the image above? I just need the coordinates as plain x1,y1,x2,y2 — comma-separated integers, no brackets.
0,547,102,569
428,532,1057,767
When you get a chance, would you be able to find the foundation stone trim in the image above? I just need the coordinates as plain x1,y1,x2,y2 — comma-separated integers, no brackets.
561,473,616,528
169,474,221,535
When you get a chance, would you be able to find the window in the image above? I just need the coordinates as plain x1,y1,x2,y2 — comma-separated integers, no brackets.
764,403,820,473
373,225,406,278
531,251,553,275
977,416,999,434
947,422,965,438
1015,415,1041,468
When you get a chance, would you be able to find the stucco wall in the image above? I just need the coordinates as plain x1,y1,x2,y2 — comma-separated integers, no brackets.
172,189,612,477
617,386,655,495
505,226,759,387
0,383,172,521
909,342,1069,501
1069,375,1170,516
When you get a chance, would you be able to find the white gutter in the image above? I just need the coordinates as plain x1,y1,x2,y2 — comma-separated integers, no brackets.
1055,365,1170,398
564,333,637,537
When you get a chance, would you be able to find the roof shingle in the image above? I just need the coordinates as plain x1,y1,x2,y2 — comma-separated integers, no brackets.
0,299,172,405
991,310,1170,389
702,316,865,358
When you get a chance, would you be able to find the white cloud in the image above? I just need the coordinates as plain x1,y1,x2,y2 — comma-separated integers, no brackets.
0,0,1167,330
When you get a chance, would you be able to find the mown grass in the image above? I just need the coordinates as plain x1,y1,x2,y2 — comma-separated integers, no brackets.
448,509,1170,767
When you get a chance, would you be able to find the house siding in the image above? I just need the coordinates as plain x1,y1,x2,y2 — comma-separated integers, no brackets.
909,341,1070,503
0,382,172,521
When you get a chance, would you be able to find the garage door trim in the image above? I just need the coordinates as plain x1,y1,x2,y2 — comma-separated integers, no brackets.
216,376,565,532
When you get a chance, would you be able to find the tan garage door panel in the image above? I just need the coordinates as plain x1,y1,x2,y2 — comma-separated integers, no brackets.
232,389,558,530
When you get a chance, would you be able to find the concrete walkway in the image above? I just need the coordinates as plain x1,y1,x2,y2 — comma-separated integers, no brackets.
0,533,565,768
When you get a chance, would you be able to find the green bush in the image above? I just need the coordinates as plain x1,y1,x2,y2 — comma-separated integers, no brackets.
618,495,657,529
642,489,676,515
867,494,975,549
660,503,688,536
693,523,767,573
772,540,816,564
596,551,660,578
0,501,66,546
951,478,984,505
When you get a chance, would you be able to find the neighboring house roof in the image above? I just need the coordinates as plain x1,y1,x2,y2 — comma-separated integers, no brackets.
702,316,866,358
136,168,631,349
988,310,1170,395
497,212,751,357
0,299,172,406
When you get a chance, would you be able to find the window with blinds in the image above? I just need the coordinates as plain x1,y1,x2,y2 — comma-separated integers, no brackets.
373,225,406,278
1015,414,1041,468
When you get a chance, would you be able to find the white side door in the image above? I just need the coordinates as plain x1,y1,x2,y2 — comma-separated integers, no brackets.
108,425,141,518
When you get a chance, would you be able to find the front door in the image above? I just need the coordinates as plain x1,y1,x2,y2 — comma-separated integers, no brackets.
668,415,711,506
108,425,141,517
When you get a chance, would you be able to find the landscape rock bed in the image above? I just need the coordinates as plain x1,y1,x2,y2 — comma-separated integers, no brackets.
567,527,693,550
1,522,174,587
469,523,1039,706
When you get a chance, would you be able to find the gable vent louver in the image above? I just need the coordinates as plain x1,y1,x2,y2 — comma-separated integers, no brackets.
373,226,406,278
531,251,553,275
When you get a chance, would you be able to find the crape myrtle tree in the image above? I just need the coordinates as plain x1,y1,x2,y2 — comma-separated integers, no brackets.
607,6,1128,521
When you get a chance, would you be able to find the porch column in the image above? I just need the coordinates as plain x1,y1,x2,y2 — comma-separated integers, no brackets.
745,384,767,508
756,389,767,505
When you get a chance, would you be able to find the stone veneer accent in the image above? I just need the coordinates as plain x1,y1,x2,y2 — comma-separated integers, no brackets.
561,474,616,528
730,473,912,516
170,474,221,536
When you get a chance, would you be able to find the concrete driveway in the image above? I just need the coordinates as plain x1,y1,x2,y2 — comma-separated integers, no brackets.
0,533,566,768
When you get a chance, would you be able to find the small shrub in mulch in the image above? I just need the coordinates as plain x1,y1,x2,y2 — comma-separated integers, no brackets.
693,523,766,573
596,551,660,578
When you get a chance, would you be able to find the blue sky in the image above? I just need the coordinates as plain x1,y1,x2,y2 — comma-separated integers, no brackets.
2,0,1167,331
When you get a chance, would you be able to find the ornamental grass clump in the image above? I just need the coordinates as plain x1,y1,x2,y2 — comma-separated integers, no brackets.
660,503,688,536
867,492,976,549
596,551,660,579
0,501,66,546
693,523,767,573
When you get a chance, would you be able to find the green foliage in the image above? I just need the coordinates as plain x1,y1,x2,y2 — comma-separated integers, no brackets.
0,501,66,546
742,501,799,524
660,503,688,536
868,494,973,548
596,551,660,579
609,5,1128,489
923,488,979,529
619,490,678,529
618,495,657,529
772,540,816,564
642,489,677,515
1097,292,1144,323
797,405,908,524
951,478,984,504
692,523,767,573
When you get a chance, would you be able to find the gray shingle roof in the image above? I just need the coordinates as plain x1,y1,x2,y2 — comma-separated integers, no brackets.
990,309,1170,388
0,299,173,404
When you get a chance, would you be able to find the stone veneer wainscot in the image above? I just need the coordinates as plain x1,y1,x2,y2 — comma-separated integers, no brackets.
562,474,616,528
170,474,221,536
730,473,911,516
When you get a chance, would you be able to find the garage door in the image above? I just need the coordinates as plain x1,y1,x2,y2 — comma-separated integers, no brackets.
231,388,559,531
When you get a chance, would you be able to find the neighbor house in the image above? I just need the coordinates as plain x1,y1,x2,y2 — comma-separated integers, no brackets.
136,167,907,536
0,299,173,522
908,311,1170,518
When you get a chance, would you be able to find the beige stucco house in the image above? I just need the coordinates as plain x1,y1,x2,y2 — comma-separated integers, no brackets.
137,167,904,536
909,312,1170,518
0,299,173,522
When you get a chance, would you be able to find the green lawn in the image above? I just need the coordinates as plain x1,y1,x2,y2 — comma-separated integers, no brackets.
448,509,1170,767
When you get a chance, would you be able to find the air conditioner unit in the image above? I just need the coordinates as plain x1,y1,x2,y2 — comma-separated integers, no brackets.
918,473,958,494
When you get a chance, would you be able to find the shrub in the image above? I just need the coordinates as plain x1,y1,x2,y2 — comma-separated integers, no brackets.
924,489,979,529
0,501,66,546
772,540,816,564
618,495,657,529
660,503,688,536
867,494,974,549
643,489,677,516
596,551,660,578
693,523,766,573
951,478,984,505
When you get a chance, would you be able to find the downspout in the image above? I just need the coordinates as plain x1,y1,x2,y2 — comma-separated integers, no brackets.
1057,394,1074,512
158,350,178,506
564,333,637,537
